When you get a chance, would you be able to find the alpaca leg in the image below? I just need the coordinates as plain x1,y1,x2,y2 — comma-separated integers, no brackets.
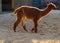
22,18,28,32
34,20,38,33
31,20,38,33
13,18,21,32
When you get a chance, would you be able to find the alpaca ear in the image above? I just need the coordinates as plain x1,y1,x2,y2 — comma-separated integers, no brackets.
47,2,53,5
47,2,49,4
51,2,54,4
47,2,50,6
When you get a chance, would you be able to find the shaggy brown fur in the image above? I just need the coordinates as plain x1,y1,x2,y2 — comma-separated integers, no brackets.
13,3,56,33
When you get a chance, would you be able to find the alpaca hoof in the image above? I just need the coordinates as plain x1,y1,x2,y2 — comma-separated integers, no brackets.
31,28,37,33
35,31,37,33
31,28,34,32
25,30,28,32
34,29,37,33
24,28,28,32
14,30,16,32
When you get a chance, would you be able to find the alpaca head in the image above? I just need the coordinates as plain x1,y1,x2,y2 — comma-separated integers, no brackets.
47,3,56,10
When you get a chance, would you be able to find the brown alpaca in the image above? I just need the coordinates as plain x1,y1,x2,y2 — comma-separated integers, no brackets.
13,3,56,33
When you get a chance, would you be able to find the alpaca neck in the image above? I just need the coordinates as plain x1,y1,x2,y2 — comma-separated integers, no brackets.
42,6,52,16
45,6,52,13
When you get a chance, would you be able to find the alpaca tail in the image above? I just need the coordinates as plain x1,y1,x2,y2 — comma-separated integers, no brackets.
13,7,23,16
13,9,18,16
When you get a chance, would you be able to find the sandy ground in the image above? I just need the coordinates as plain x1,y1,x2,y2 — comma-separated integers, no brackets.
0,10,60,43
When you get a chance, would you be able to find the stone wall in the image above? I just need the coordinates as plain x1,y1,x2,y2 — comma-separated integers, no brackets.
14,0,60,9
40,0,60,9
12,0,60,9
0,0,60,11
14,0,33,9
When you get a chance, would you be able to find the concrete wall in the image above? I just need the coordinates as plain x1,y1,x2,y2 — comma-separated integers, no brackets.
0,0,2,12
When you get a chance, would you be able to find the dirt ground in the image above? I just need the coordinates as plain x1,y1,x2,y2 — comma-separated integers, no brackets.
0,10,60,43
